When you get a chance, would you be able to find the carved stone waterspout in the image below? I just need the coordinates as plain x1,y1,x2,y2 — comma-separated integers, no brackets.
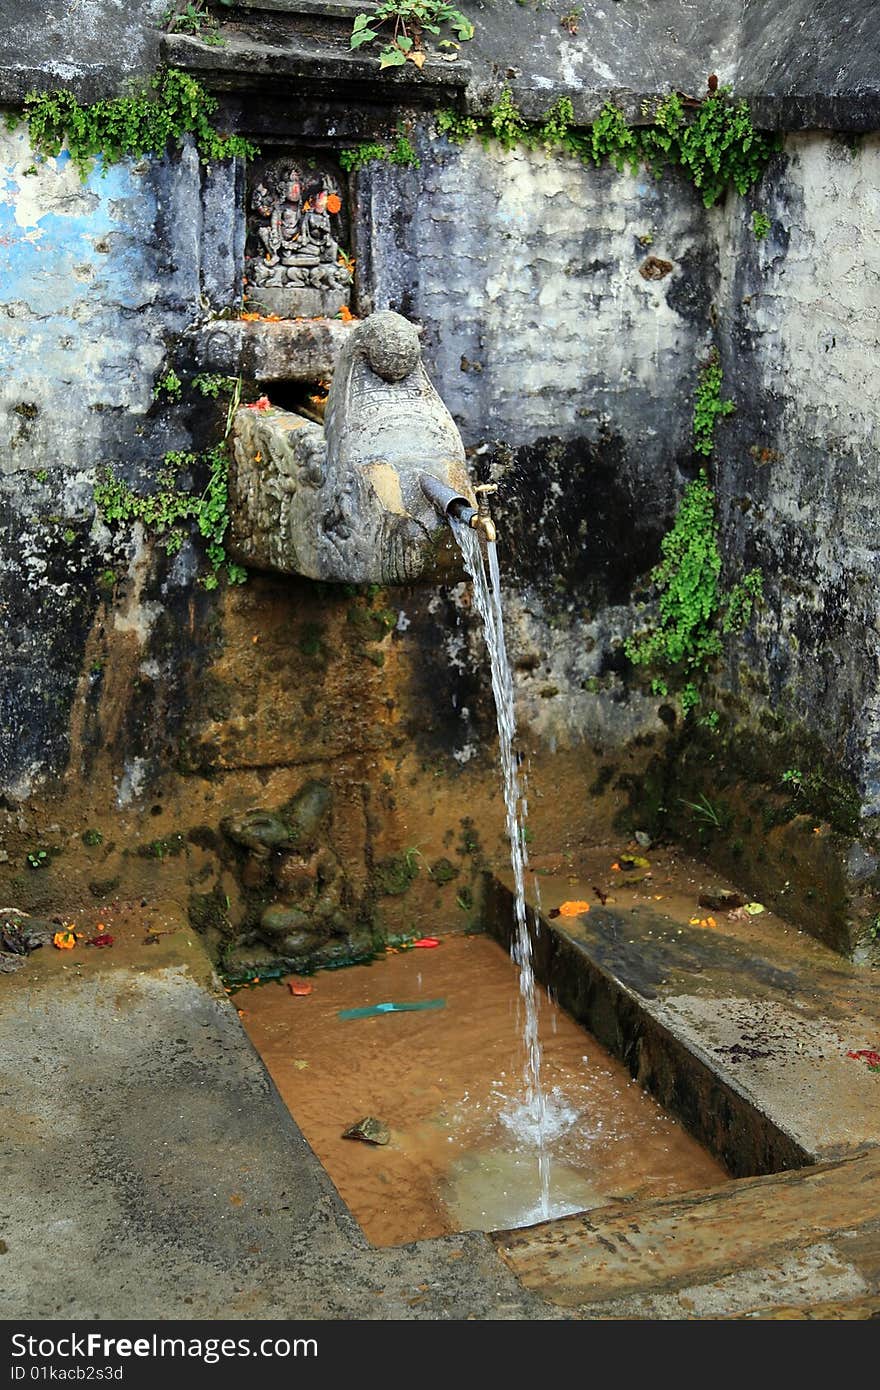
229,310,478,584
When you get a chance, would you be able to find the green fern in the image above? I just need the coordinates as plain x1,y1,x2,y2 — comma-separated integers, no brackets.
625,470,763,703
95,376,247,587
435,86,778,206
693,350,735,457
17,68,256,181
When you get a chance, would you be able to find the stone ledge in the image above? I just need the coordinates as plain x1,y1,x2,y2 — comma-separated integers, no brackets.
234,1,375,13
2,4,879,131
162,29,471,100
484,871,880,1174
187,315,354,381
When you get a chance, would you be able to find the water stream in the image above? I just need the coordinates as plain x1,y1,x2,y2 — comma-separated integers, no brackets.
452,521,551,1219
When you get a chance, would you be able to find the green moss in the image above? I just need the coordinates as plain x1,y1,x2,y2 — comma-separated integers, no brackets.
187,825,222,853
371,853,419,896
298,622,326,659
81,828,104,846
137,833,186,860
588,765,616,796
429,856,459,885
188,884,232,939
631,710,865,850
346,602,395,644
458,817,482,859
88,876,120,897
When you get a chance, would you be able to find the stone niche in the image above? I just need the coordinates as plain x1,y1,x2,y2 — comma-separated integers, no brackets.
245,153,353,320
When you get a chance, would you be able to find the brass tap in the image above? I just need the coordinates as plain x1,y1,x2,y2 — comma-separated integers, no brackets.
470,484,498,543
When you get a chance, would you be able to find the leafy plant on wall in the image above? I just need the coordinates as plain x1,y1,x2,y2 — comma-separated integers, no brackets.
12,68,256,180
95,375,248,590
625,470,763,716
350,1,475,70
436,85,780,208
692,350,735,456
625,354,763,717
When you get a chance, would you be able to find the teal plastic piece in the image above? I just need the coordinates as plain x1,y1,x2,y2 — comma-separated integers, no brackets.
338,998,446,1020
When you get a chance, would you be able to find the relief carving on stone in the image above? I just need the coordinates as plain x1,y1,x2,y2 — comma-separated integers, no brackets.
246,159,353,319
229,311,477,585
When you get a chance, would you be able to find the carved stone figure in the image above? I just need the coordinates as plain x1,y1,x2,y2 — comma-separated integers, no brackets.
229,310,478,584
246,160,351,318
221,783,364,967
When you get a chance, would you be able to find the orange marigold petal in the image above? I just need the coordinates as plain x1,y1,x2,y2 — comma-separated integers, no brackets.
557,900,591,917
326,193,342,214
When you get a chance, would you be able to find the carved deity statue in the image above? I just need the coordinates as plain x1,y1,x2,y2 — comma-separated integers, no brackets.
246,160,351,315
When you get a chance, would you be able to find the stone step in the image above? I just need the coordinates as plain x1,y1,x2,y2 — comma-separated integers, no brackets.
493,1147,880,1317
189,316,355,383
485,871,880,1174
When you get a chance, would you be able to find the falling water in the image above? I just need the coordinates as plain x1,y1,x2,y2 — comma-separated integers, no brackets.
452,521,551,1220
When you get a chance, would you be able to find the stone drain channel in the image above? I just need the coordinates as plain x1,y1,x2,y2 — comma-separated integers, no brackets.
2,864,880,1320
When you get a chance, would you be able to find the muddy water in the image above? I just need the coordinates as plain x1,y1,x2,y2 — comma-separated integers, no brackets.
239,934,727,1247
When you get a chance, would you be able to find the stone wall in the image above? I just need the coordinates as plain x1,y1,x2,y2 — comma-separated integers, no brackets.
1,2,879,957
0,123,240,796
717,134,880,815
361,128,880,799
5,3,876,127
360,125,880,953
359,131,718,756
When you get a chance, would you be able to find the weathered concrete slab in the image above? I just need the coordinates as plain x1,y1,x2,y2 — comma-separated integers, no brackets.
493,1148,880,1317
0,919,552,1321
739,1,880,129
161,30,471,101
0,1,167,103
